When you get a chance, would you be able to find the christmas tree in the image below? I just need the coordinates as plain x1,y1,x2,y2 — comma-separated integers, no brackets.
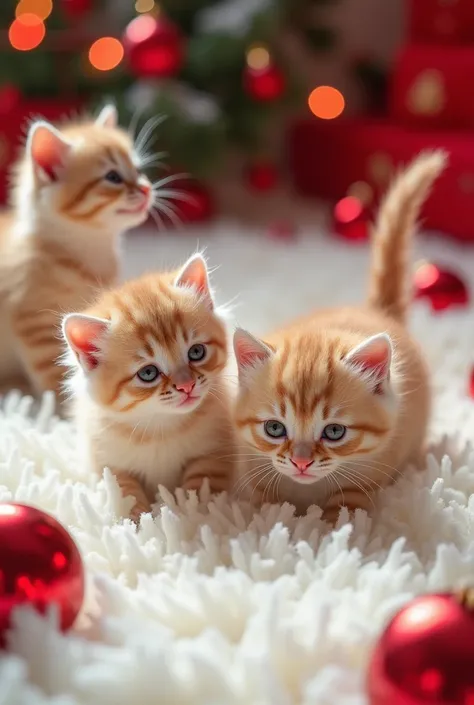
2,0,344,183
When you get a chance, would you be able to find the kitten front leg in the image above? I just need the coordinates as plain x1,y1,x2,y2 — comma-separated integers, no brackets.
13,308,65,397
322,488,374,523
113,470,152,521
181,454,232,496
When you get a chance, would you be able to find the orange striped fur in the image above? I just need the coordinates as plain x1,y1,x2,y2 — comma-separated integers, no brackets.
62,255,235,520
232,151,446,520
0,105,153,400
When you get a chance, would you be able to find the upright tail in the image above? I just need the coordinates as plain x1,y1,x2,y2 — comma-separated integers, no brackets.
367,150,447,324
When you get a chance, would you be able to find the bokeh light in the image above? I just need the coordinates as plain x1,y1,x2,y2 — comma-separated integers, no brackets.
308,86,345,120
16,0,53,21
125,14,156,44
88,37,124,71
9,14,46,51
135,0,155,12
246,45,271,71
334,196,363,223
347,180,373,206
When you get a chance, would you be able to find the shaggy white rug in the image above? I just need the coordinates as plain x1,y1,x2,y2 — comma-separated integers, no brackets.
1,223,474,705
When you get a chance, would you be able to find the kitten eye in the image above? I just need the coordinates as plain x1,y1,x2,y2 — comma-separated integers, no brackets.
104,170,123,184
188,344,206,362
322,424,346,441
137,364,160,383
264,420,287,439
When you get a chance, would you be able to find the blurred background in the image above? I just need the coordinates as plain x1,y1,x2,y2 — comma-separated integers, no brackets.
1,0,474,243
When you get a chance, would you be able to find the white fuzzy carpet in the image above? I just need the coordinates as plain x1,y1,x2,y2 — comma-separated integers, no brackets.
2,223,474,704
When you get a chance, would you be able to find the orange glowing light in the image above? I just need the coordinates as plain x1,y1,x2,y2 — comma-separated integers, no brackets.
9,14,45,51
135,0,155,12
334,196,363,223
16,0,53,21
88,37,124,71
308,86,345,120
246,45,271,71
415,262,440,289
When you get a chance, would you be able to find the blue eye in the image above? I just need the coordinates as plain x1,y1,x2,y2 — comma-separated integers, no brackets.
322,424,346,441
105,170,123,184
264,420,287,439
137,364,160,383
188,344,206,362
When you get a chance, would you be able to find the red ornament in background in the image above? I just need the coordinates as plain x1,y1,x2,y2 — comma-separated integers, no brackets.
245,162,279,192
243,45,285,102
123,14,184,78
469,368,474,399
414,262,469,312
332,196,370,242
367,590,474,705
0,85,21,115
171,181,214,223
60,0,92,18
0,503,84,644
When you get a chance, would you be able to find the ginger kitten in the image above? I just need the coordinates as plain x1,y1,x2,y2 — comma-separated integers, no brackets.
62,255,234,520
0,105,153,397
232,151,446,520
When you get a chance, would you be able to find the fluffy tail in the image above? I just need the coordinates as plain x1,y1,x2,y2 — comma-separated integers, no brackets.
367,150,447,324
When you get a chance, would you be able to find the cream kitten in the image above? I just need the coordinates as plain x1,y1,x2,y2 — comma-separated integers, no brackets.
232,151,446,520
0,105,154,397
61,255,235,520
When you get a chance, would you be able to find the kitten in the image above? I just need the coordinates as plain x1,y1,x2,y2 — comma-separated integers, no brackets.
0,105,153,398
232,151,446,521
61,254,234,520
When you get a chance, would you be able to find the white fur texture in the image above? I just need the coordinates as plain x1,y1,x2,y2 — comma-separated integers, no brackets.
1,224,474,704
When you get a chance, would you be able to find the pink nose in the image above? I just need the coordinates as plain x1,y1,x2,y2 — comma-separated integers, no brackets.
290,457,314,472
175,380,195,395
138,183,151,196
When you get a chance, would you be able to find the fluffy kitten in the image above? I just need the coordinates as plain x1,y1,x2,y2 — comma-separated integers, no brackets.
232,151,446,520
0,105,153,397
61,255,234,520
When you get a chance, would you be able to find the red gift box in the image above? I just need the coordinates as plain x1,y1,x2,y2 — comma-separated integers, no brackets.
0,98,83,205
288,117,474,242
390,45,474,130
409,0,474,44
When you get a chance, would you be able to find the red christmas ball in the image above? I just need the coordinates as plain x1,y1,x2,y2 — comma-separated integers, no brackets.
123,14,184,79
0,503,84,644
332,196,369,242
469,368,474,399
367,591,474,705
0,85,21,114
243,64,285,102
60,0,92,18
414,262,469,312
245,162,279,192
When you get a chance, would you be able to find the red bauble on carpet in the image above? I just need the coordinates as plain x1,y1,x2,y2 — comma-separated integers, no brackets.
367,590,474,705
0,503,84,645
414,262,469,312
123,13,184,79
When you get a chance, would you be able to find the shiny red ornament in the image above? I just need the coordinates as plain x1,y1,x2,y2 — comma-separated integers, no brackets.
267,220,298,243
60,0,92,18
123,14,184,79
367,591,474,705
414,262,469,312
332,195,369,242
469,367,474,399
245,162,279,192
243,63,286,102
0,503,84,644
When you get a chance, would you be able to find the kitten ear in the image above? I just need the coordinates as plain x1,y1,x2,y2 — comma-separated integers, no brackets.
62,313,110,372
345,333,392,388
95,104,118,129
175,254,213,309
234,328,273,384
27,121,72,182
